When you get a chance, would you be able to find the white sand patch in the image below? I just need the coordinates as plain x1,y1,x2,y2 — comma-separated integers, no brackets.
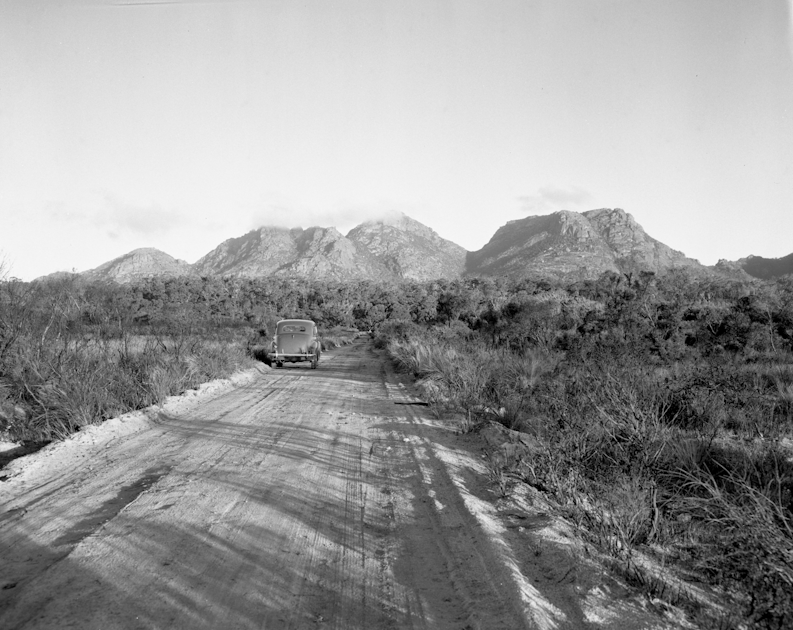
430,440,568,630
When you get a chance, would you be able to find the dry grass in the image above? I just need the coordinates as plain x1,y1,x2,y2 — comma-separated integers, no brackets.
1,327,254,444
387,332,555,432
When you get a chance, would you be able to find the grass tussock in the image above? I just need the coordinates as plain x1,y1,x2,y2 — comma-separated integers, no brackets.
387,332,555,432
526,362,793,627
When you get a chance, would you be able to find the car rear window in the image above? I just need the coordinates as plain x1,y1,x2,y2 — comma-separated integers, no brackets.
279,324,308,333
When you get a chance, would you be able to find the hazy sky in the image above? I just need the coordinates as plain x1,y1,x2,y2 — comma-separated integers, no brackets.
1,0,792,280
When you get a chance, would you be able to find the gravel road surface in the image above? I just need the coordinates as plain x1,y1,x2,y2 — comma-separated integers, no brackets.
0,342,683,629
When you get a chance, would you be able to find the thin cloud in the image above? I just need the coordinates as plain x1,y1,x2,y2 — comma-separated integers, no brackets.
103,196,184,235
46,193,184,237
518,186,594,215
247,203,407,234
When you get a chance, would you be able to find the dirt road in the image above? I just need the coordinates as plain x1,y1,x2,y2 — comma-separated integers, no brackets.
0,342,682,629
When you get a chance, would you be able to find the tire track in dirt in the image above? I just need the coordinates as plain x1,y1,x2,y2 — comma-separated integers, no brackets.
375,377,533,630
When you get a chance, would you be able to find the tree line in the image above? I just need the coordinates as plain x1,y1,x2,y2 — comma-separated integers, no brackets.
4,269,791,357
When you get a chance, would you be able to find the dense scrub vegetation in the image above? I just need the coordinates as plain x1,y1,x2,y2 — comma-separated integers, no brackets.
3,266,793,626
378,270,793,629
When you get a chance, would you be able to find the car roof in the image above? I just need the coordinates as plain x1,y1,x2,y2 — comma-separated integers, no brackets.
277,319,316,326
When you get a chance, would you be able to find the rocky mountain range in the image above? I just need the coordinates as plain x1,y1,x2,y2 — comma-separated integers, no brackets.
63,209,785,284
190,214,467,282
192,226,391,281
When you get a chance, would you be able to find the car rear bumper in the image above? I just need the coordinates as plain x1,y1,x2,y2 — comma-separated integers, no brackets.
270,352,317,362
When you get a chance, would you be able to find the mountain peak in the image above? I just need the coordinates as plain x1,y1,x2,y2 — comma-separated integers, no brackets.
466,209,701,278
82,248,193,283
357,210,409,227
347,214,466,281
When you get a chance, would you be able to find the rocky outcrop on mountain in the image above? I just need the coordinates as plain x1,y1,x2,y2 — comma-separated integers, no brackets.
82,248,194,283
712,259,756,281
582,209,701,272
275,227,392,281
465,211,617,278
466,209,703,279
347,212,467,281
192,226,392,281
192,227,301,277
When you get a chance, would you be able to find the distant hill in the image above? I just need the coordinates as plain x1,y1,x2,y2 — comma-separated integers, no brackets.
735,253,793,280
81,248,194,283
32,271,83,284
466,208,702,279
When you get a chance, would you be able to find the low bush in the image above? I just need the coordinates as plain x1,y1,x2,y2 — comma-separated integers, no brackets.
320,326,360,350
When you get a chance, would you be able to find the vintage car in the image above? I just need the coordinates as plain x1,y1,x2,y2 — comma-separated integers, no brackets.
269,319,321,369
